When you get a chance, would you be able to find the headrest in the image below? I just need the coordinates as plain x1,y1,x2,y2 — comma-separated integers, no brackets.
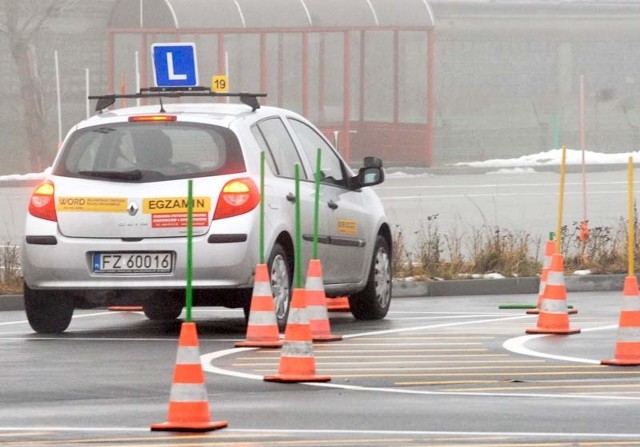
134,130,172,165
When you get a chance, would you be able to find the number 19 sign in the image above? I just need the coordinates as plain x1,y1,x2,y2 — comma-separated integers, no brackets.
152,43,199,88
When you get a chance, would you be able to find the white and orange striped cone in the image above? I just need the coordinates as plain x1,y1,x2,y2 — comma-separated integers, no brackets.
528,241,577,315
526,240,554,315
264,288,331,383
526,252,581,335
326,296,350,312
305,259,342,342
527,241,577,315
235,264,283,348
602,275,640,366
151,322,228,432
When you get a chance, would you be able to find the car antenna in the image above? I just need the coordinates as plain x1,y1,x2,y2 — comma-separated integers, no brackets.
159,97,166,113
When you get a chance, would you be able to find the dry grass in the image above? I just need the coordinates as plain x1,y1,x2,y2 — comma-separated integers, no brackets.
392,213,639,280
0,243,22,294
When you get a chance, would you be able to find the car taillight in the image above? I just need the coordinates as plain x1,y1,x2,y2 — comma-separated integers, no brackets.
128,115,177,122
213,178,260,220
28,181,57,222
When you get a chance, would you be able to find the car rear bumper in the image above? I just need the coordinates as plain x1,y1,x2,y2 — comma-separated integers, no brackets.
22,232,258,290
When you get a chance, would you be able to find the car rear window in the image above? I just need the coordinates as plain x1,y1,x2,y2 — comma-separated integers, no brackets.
53,122,245,182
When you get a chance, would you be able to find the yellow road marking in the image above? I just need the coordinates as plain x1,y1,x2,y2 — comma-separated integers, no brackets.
340,334,496,345
0,432,52,437
243,364,611,374
315,342,485,346
234,359,543,367
445,383,640,392
249,352,506,358
305,369,640,379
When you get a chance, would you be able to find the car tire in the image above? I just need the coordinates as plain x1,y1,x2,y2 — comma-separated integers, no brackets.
242,304,251,323
24,282,75,334
349,235,392,320
143,292,184,321
268,243,293,331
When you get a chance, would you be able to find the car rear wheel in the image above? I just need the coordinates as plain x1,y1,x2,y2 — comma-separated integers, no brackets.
24,283,75,334
143,292,184,321
268,243,293,331
349,235,392,320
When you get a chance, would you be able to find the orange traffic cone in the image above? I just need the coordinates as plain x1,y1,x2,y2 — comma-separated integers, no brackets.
235,264,283,348
151,322,228,432
526,252,580,335
602,275,640,366
527,241,576,315
305,259,342,342
264,288,331,383
327,296,350,312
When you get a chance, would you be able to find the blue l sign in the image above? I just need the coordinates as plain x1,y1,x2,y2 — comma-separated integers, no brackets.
152,43,199,87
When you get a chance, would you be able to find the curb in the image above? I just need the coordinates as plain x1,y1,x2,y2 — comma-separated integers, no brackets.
0,274,629,312
0,294,25,311
392,274,627,297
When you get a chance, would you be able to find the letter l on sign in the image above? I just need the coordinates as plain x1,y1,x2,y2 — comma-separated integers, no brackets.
167,53,187,81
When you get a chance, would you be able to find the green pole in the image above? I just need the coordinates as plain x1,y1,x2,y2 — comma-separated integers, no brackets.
295,164,302,288
259,151,265,264
186,179,194,322
313,148,321,260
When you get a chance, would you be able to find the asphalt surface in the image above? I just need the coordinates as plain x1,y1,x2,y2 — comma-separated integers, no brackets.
3,291,640,446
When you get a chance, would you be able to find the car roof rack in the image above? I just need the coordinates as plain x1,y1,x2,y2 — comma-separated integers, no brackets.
89,86,267,113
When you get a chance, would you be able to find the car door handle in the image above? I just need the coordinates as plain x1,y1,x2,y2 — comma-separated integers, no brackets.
286,193,296,203
327,200,338,210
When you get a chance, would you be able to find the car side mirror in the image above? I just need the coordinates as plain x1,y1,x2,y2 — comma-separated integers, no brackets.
351,166,384,190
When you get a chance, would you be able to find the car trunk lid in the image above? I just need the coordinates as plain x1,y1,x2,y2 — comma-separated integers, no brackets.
54,177,223,238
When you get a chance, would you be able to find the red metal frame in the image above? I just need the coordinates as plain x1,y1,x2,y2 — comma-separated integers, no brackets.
342,31,352,162
302,32,309,117
106,25,435,165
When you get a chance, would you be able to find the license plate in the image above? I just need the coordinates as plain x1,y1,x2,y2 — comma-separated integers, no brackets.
93,252,173,273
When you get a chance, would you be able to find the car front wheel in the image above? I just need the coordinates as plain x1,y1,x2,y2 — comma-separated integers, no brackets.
24,283,75,334
349,235,392,320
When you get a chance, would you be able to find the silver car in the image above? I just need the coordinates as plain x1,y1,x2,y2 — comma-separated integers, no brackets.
22,91,392,333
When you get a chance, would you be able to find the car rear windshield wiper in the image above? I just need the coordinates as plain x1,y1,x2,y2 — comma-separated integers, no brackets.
77,170,143,181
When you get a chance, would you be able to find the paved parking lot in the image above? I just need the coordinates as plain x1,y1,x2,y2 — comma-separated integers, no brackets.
2,289,640,446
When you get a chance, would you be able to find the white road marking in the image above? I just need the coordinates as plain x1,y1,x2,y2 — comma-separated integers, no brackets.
0,311,115,327
201,316,640,401
1,427,640,438
502,324,618,365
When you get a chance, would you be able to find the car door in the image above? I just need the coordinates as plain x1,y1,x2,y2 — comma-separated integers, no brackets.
286,117,370,285
251,116,318,284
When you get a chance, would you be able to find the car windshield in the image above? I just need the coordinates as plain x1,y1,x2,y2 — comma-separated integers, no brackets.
53,122,245,182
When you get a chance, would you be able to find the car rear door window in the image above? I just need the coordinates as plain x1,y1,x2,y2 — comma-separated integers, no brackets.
252,118,307,180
